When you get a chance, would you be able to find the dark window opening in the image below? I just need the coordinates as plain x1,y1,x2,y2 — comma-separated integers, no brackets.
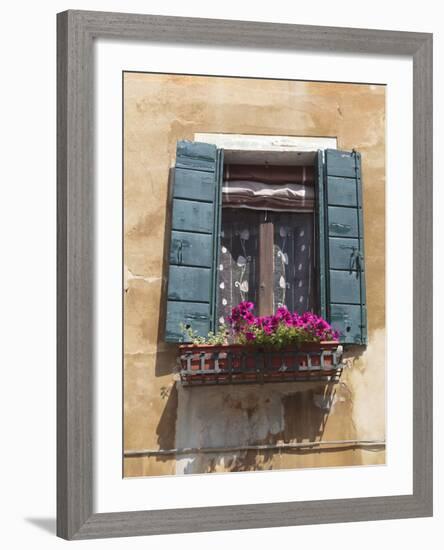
217,209,260,324
272,211,316,314
217,161,317,322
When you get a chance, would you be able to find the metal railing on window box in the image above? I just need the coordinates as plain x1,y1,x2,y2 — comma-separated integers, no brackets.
178,342,344,386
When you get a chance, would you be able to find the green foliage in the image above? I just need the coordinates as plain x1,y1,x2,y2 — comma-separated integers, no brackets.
180,323,229,346
237,322,319,349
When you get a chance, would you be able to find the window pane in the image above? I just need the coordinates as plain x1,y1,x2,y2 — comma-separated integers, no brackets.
272,212,316,313
217,209,260,324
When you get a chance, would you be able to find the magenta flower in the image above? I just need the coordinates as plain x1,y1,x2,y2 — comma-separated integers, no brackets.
244,312,255,324
226,301,338,346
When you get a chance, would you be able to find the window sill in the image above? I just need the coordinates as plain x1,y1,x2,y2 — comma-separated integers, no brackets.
178,341,343,386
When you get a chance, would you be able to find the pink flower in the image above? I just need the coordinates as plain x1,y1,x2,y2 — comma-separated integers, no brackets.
244,312,255,324
223,301,338,343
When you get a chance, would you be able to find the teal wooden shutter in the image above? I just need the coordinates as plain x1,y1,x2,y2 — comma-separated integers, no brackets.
317,149,367,345
165,140,223,342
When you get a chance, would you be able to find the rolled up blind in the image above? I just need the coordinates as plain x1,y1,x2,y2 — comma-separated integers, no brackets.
222,179,315,211
224,164,314,184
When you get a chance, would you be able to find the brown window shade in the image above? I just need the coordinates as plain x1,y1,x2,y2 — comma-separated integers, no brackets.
224,164,314,184
222,164,315,212
222,180,314,211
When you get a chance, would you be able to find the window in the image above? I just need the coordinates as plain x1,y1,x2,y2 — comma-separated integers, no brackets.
165,140,367,345
217,159,317,321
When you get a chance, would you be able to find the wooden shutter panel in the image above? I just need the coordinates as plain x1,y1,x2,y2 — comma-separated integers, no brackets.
317,149,367,345
165,140,222,342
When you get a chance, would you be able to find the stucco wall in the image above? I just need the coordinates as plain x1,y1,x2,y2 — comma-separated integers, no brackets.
123,72,386,477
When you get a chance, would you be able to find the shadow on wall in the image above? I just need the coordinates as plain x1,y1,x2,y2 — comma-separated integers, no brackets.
343,344,366,362
171,381,348,475
155,383,178,462
281,388,332,443
155,167,177,378
156,383,358,473
155,381,345,466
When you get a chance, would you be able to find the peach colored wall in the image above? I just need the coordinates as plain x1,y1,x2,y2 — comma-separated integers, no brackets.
123,72,385,477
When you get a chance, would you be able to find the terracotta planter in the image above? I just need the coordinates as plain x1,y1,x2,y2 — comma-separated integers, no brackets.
178,341,343,386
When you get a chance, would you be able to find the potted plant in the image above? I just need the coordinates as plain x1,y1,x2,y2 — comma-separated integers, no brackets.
178,302,343,385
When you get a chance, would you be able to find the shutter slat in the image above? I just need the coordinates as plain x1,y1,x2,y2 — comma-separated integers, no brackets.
329,271,362,304
321,149,367,345
169,231,213,268
324,150,357,178
329,237,361,270
172,198,214,234
165,141,220,342
165,302,211,342
174,168,216,202
327,206,359,238
327,176,357,206
330,304,365,344
175,141,217,171
167,266,211,302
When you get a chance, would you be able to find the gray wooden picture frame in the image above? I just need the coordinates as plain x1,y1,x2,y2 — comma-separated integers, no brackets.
57,9,433,540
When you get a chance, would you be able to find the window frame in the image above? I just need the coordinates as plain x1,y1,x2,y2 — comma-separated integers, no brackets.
214,139,328,318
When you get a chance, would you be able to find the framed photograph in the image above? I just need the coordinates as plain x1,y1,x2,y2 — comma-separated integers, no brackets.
57,10,433,540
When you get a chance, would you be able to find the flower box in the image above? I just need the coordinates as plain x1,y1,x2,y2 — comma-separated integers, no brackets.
178,341,343,386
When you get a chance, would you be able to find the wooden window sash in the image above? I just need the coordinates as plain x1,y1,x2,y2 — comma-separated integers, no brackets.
258,212,274,316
